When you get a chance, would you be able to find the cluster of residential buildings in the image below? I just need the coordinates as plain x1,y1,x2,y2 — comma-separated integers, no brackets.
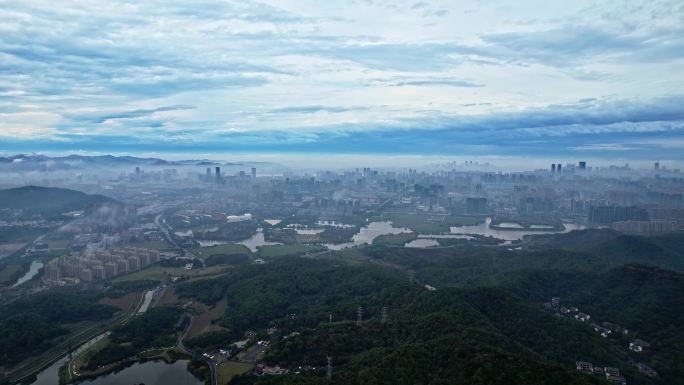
44,247,160,285
575,362,628,384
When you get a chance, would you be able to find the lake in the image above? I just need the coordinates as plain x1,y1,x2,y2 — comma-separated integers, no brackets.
450,217,585,241
324,221,411,250
237,229,281,252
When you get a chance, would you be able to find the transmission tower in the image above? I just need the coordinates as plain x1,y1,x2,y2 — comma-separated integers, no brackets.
327,356,332,380
329,313,333,324
356,306,363,325
381,306,388,324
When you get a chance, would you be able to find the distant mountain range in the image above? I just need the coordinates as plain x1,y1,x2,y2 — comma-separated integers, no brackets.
0,154,277,172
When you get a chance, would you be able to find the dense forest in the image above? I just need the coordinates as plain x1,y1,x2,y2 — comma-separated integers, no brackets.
84,306,183,369
0,290,117,365
0,186,115,218
173,232,684,385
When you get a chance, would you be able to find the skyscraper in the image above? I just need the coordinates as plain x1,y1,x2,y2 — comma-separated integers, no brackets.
551,164,556,173
215,166,221,183
579,161,586,169
557,164,562,174
655,162,660,170
251,167,257,180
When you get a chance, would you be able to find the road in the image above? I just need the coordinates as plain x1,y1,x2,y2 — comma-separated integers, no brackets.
154,213,205,268
64,290,148,382
177,316,217,385
5,290,146,384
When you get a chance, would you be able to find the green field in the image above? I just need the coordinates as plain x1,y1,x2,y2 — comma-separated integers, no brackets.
258,244,325,258
114,265,186,282
325,248,369,265
192,244,253,259
217,361,253,384
386,213,484,234
373,233,418,246
0,263,22,285
115,264,231,282
127,240,174,250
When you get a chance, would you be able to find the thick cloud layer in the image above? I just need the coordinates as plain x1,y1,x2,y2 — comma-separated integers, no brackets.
1,0,683,159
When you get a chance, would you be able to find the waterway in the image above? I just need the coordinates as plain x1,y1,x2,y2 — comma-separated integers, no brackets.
450,217,585,241
12,260,43,287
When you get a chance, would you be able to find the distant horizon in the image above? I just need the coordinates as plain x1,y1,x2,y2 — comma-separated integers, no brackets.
0,151,680,171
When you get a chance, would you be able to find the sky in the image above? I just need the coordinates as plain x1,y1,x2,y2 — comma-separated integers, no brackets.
1,0,684,162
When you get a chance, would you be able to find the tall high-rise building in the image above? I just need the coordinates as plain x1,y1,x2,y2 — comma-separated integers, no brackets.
655,162,660,170
135,166,140,175
579,161,586,169
251,167,257,180
551,164,556,173
215,166,221,183
557,164,562,174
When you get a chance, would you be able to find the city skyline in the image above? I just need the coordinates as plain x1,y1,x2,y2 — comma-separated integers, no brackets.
1,1,684,159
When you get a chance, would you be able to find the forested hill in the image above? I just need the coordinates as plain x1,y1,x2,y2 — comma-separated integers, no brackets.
174,256,684,385
0,185,116,217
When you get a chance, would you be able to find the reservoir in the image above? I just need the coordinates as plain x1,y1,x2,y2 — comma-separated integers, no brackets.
77,360,202,385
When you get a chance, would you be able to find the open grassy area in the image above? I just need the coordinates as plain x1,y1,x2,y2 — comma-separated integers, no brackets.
0,263,22,285
115,265,230,282
191,243,253,259
114,265,187,282
257,244,325,258
373,233,418,246
386,213,485,234
47,239,70,250
127,240,174,250
323,248,370,265
99,291,143,312
217,361,254,385
187,298,227,339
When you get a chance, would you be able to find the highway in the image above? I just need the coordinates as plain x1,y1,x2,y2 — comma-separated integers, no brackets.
154,213,205,268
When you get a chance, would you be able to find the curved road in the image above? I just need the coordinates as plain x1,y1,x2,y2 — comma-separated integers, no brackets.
177,316,217,385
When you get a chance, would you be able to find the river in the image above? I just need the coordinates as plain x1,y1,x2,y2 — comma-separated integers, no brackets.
12,260,43,287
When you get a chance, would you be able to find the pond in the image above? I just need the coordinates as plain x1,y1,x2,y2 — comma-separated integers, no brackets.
450,217,585,241
237,229,281,252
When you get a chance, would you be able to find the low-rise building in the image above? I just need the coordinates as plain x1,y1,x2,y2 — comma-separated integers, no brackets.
629,339,650,352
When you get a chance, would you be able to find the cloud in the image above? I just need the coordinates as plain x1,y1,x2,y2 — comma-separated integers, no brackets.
270,105,370,114
1,0,683,160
